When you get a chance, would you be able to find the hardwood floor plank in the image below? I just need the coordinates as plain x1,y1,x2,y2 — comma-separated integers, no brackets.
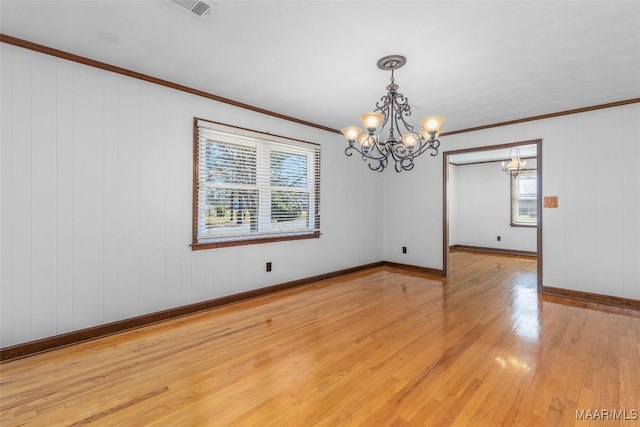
1,252,639,426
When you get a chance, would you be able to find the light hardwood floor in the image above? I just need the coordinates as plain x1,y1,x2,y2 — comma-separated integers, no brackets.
1,251,639,426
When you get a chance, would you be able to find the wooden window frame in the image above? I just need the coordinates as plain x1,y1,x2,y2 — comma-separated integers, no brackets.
192,118,320,250
510,168,538,228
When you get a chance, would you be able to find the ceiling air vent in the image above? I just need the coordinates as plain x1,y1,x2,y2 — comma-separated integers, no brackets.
170,0,215,18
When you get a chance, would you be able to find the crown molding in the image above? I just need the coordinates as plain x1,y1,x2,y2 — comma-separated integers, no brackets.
0,33,340,135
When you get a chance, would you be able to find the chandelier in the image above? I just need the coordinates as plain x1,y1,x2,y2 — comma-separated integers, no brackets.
341,55,445,172
502,146,526,177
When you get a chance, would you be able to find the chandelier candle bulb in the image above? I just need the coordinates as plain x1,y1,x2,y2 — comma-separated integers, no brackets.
341,127,362,143
358,134,371,148
507,158,526,170
342,55,446,172
401,134,418,148
419,128,438,141
420,116,446,139
360,113,385,132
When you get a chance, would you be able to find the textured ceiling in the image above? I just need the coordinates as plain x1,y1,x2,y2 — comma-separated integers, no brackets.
1,1,639,134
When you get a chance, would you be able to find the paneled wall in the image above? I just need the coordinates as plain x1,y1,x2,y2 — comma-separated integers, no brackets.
2,41,638,348
449,160,537,252
0,44,384,347
384,103,640,300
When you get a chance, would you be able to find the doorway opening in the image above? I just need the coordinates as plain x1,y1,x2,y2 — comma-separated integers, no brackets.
442,139,542,292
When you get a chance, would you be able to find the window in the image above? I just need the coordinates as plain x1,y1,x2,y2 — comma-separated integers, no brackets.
511,169,537,227
193,118,320,249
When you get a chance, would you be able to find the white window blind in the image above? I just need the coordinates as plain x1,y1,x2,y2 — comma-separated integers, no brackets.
193,119,320,248
511,169,537,226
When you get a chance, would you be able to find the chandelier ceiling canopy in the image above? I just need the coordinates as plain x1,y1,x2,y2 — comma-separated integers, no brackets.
341,55,445,172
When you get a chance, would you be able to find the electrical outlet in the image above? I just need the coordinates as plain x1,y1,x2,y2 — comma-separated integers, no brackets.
497,236,501,241
402,246,407,254
266,262,272,272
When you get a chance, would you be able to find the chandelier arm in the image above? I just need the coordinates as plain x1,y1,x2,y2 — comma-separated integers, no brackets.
430,138,441,154
395,161,403,173
344,145,371,159
412,143,429,157
392,141,411,160
369,160,385,172
375,95,392,124
393,95,423,148
412,138,440,157
399,157,415,171
371,136,388,157
345,140,391,173
376,93,391,109
397,113,417,134
396,158,414,172
399,117,414,133
392,115,404,142
387,140,417,173
389,94,399,141
394,93,412,119
345,148,386,172
394,93,412,116
388,94,405,141
390,154,415,172
344,146,358,160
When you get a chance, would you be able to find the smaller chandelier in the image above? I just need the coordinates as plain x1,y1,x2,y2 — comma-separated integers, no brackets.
341,55,445,172
502,146,526,177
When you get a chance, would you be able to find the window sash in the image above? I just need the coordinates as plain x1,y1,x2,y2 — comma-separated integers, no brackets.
193,119,320,248
511,169,537,226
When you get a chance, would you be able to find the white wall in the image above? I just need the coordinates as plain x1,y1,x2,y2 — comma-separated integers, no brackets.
0,44,384,347
384,103,640,301
382,152,444,268
2,43,639,348
450,160,537,252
